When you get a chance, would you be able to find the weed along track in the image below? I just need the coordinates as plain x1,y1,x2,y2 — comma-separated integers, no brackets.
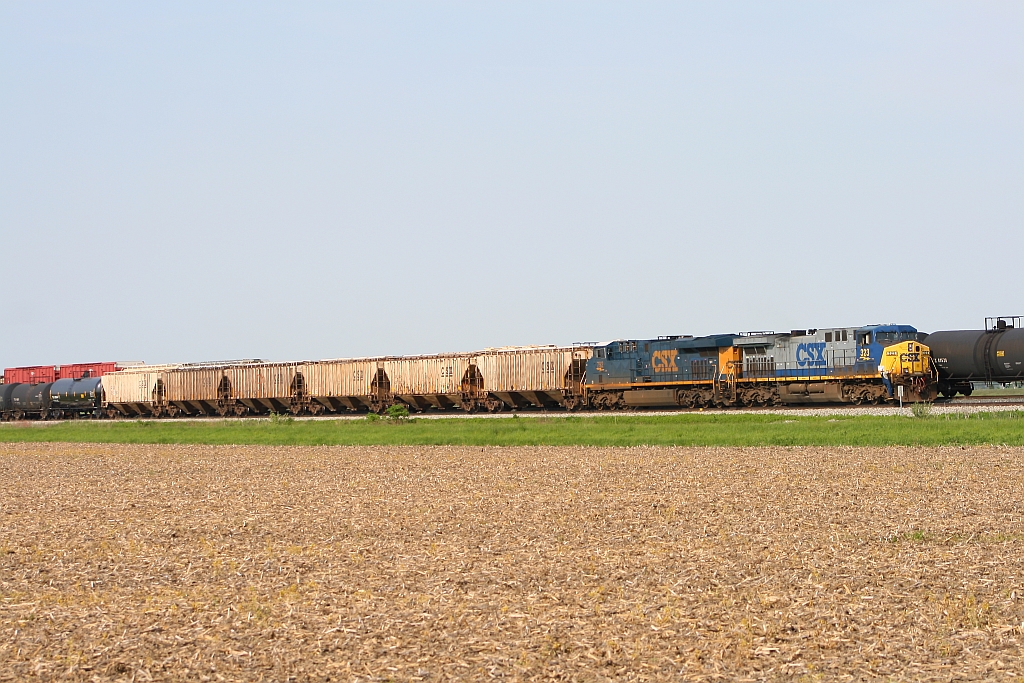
2,443,1024,681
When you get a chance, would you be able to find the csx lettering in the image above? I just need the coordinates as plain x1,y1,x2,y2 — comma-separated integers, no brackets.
651,350,678,373
796,342,827,367
900,353,920,363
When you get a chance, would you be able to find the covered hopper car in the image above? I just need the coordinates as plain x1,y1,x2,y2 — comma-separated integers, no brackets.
97,347,594,417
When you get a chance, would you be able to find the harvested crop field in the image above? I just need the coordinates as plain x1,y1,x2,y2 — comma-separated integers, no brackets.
2,444,1024,682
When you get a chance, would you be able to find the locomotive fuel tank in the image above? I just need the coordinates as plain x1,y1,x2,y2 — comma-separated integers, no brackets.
925,329,1024,381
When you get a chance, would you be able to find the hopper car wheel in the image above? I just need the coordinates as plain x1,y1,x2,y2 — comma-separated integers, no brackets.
234,404,248,417
485,398,505,413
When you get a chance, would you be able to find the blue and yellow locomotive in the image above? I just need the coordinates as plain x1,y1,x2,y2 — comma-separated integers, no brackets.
584,324,937,409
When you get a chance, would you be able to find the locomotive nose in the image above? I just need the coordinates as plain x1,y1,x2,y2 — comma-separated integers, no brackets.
878,340,932,377
878,340,938,402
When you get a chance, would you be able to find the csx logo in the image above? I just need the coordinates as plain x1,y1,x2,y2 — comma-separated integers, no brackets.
900,352,920,363
651,350,678,373
796,342,827,367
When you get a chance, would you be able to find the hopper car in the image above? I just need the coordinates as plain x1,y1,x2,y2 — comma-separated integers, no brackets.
97,347,592,418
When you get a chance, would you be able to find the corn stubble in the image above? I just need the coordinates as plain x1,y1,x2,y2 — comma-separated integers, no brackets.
1,443,1023,682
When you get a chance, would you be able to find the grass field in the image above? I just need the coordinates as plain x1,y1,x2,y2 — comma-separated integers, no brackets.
1,411,1024,446
2,442,1023,681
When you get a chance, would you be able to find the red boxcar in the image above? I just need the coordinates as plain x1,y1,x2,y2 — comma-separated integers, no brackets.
4,365,57,384
3,362,134,384
57,362,121,380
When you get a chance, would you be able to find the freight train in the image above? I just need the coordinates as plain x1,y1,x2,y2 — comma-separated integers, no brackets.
0,320,947,420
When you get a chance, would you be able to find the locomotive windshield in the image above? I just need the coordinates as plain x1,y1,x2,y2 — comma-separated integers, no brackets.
874,330,918,345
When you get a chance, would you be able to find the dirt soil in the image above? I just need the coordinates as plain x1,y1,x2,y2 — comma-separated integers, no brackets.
2,444,1023,682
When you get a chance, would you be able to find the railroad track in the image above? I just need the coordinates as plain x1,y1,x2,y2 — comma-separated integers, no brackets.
4,395,1023,425
935,395,1024,407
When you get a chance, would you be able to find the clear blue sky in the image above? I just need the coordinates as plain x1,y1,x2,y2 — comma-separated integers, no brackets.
2,2,1021,365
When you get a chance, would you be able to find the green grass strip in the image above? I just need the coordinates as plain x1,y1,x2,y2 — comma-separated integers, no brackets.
1,412,1024,447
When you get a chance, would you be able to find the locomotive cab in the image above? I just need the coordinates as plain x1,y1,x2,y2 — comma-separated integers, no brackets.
853,325,920,369
857,325,937,402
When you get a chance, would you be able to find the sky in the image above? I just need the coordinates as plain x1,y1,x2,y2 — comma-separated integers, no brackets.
1,2,1022,366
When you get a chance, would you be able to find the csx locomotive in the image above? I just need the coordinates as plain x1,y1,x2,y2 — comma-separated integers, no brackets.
584,324,936,409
